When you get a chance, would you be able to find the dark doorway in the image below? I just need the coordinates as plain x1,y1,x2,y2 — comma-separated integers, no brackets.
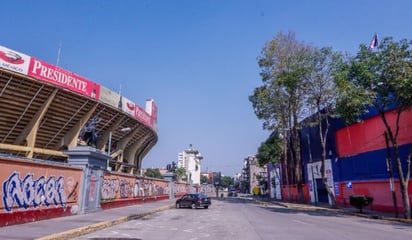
316,178,329,203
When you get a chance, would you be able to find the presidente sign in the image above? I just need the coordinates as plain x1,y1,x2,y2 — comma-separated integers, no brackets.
28,58,100,99
0,44,156,130
0,45,100,99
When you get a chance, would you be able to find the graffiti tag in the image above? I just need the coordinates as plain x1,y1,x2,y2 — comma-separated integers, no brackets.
2,172,67,212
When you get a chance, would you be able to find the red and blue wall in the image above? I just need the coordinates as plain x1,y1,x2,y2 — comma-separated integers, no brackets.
333,109,412,213
298,108,412,213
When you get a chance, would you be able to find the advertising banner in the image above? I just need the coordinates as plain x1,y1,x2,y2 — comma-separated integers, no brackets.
99,86,121,109
144,99,157,131
121,95,136,117
0,45,30,75
135,105,152,128
150,101,158,131
0,44,155,130
28,57,100,99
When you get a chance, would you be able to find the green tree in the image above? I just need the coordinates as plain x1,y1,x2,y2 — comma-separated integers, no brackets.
144,168,164,179
200,175,209,184
250,31,311,202
174,167,186,182
335,36,412,219
256,131,283,166
303,47,344,207
220,176,233,188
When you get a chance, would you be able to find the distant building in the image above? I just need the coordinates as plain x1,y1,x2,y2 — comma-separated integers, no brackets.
233,172,241,184
200,172,209,184
158,167,168,176
242,155,267,194
177,144,203,185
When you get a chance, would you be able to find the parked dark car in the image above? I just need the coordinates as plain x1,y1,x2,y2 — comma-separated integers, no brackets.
175,193,211,209
228,188,237,197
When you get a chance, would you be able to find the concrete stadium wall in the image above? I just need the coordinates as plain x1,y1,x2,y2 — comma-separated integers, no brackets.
100,173,170,209
0,156,190,227
174,182,191,198
0,157,83,227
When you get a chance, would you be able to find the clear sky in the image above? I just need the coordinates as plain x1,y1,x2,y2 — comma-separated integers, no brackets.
1,1,411,177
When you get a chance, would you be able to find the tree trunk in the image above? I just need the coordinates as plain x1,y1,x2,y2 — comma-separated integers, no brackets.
384,131,399,218
283,138,291,200
394,149,411,219
292,126,304,202
381,111,411,219
317,109,336,207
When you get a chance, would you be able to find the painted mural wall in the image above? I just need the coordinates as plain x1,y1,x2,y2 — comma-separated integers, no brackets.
335,109,412,157
335,179,412,213
0,156,192,227
0,157,83,226
297,108,412,212
333,109,412,212
101,173,169,204
175,182,191,197
99,174,192,209
281,184,310,202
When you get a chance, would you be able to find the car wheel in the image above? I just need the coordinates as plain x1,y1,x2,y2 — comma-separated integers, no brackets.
204,206,209,209
176,203,180,209
191,203,196,209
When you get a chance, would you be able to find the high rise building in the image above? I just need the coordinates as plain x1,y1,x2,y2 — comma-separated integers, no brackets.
177,144,203,185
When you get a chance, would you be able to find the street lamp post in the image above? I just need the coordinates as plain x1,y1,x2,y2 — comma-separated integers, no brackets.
106,127,131,171
107,131,112,170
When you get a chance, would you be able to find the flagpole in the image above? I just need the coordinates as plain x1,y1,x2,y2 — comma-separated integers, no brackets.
56,41,62,67
375,33,379,53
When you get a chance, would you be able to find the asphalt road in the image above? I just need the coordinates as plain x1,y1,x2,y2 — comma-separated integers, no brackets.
74,197,412,240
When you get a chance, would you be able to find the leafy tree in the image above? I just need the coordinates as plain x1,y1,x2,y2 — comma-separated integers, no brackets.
174,167,186,182
144,168,164,179
335,37,412,219
303,47,344,207
250,31,311,202
256,131,283,166
200,175,209,184
220,176,233,188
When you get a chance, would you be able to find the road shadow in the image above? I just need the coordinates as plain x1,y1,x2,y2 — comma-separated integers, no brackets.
257,202,412,229
215,196,412,229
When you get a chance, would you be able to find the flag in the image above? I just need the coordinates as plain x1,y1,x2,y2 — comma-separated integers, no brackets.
368,33,378,51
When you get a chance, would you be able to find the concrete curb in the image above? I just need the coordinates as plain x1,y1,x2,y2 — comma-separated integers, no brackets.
34,204,175,240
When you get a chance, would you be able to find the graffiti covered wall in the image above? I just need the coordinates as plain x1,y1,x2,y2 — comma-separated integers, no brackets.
0,157,83,226
0,155,192,226
100,172,171,208
174,182,191,197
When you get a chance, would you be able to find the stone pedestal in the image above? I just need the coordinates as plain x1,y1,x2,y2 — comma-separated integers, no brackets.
66,146,108,169
65,146,108,213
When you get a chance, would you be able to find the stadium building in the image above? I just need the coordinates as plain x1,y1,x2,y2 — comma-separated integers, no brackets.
0,44,158,173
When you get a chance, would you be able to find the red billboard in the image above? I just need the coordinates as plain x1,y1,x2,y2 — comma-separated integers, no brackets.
28,57,100,99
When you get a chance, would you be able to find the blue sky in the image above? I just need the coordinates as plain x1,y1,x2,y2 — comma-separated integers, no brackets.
1,1,411,177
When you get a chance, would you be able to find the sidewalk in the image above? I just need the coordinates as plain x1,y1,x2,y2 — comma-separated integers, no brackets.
249,196,412,224
0,198,176,240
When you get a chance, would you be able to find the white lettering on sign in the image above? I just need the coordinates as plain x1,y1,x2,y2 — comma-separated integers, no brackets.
31,60,87,93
